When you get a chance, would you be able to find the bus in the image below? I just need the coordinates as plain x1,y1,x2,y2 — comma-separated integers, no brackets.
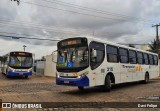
2,51,33,78
56,37,159,91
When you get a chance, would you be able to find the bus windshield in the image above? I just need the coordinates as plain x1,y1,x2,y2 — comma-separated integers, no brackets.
9,56,33,68
57,46,89,71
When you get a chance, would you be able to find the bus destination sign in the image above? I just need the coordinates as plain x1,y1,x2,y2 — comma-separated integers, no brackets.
10,52,32,57
61,39,81,46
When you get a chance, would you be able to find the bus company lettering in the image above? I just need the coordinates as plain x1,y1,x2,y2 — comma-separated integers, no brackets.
136,66,143,71
122,65,135,68
122,65,143,72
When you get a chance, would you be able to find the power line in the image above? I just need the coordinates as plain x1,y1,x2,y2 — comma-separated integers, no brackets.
0,33,151,47
0,31,65,42
0,17,86,34
0,22,86,36
0,34,60,41
0,31,44,37
6,0,154,38
14,0,153,23
41,0,151,23
0,33,149,46
0,31,55,39
0,20,85,35
19,1,153,24
0,16,90,36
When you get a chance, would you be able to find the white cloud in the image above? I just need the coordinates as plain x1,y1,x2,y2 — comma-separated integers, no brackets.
0,0,159,58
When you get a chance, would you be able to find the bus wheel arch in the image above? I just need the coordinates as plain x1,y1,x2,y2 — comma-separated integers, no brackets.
107,72,115,84
103,72,115,92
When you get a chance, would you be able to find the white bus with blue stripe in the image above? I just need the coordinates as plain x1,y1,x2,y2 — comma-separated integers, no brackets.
2,51,33,78
56,37,159,91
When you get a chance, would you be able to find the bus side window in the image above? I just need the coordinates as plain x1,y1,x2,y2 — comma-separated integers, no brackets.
129,50,137,64
89,42,105,70
137,52,144,64
153,55,158,65
106,45,119,63
149,54,154,65
119,48,129,63
144,53,149,65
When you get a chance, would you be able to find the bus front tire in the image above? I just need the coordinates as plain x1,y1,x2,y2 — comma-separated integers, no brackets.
143,73,149,84
78,86,84,91
104,75,111,92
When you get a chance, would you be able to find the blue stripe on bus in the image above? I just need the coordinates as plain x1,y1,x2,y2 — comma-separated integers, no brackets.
7,71,32,77
56,76,89,87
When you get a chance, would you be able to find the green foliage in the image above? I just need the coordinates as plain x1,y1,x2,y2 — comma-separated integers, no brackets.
148,39,160,58
148,39,156,53
129,44,135,48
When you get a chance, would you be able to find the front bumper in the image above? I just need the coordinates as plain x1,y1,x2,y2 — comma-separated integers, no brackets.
7,71,32,77
56,76,89,87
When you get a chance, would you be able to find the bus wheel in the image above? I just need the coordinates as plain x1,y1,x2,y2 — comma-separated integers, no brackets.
78,86,84,91
25,76,28,79
104,75,111,92
143,73,149,84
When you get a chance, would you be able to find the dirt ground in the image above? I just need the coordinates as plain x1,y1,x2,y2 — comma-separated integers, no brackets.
0,73,160,111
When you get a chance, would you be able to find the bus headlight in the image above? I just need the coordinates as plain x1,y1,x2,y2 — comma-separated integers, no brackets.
56,72,60,78
8,67,15,72
77,71,89,78
28,68,32,72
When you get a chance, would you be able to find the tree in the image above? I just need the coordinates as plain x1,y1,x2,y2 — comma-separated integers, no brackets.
148,39,156,53
148,39,160,58
41,56,46,61
129,44,135,48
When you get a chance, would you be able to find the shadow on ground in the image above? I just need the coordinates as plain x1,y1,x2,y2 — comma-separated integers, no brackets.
60,80,158,95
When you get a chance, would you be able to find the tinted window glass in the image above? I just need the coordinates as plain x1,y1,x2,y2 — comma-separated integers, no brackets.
129,50,136,64
153,55,158,65
119,48,128,63
137,52,143,64
107,46,118,54
106,45,118,63
149,54,154,65
144,53,149,65
90,42,105,70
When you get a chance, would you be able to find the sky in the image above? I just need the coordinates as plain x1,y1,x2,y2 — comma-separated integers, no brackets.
0,0,160,59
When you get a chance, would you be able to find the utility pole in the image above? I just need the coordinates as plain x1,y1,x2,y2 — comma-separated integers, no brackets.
23,45,26,52
152,24,160,53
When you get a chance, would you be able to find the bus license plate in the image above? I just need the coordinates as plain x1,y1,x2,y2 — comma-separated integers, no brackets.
19,73,23,75
64,81,69,84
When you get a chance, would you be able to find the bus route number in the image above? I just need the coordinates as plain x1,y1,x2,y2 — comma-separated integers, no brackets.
107,67,113,72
